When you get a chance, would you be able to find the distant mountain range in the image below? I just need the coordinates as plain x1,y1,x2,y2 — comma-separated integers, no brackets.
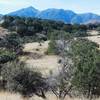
2,6,100,24
0,14,2,17
0,14,3,20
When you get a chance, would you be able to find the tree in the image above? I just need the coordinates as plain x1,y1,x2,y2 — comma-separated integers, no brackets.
0,49,16,64
1,61,48,98
47,32,74,100
0,16,14,28
96,26,100,33
62,24,72,33
16,25,27,36
46,39,58,55
0,33,23,65
71,39,100,99
74,30,88,37
0,33,22,53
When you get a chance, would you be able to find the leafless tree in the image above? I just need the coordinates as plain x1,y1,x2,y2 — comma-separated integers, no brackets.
47,33,75,100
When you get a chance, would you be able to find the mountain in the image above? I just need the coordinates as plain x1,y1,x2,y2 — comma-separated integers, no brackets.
85,20,100,25
8,6,39,17
36,9,76,23
8,6,100,24
71,13,100,24
0,14,3,20
0,14,3,17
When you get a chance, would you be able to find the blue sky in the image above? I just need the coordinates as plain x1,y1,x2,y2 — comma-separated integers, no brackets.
0,0,100,15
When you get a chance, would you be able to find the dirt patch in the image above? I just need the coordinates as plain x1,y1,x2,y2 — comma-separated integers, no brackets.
0,27,9,37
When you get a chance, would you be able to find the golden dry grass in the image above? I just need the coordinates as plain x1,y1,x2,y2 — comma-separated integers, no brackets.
86,31,100,49
20,41,61,76
86,35,100,49
1,92,100,100
25,55,61,76
23,41,49,54
87,30,100,36
0,27,9,37
0,91,23,100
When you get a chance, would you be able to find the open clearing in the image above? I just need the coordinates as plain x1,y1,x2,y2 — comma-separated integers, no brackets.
20,41,61,76
86,35,100,49
87,30,100,36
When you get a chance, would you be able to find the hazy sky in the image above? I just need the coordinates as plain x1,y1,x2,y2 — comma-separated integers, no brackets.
0,0,100,15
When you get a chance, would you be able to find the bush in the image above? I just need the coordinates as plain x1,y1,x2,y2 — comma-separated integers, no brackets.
1,61,47,98
96,26,100,32
74,30,88,37
0,33,22,52
46,39,58,55
0,49,16,64
71,39,100,98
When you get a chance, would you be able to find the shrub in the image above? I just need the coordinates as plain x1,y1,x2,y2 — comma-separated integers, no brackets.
71,39,100,98
0,49,16,64
46,40,58,55
1,61,47,98
0,33,22,53
74,30,88,37
96,26,100,32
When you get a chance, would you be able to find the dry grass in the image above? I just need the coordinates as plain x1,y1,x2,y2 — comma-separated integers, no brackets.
0,91,23,100
86,31,100,49
0,27,9,37
1,92,100,100
21,41,61,76
23,41,49,54
87,30,100,36
86,35,100,49
25,55,61,76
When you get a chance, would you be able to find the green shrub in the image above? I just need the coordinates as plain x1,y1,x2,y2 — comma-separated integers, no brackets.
46,40,58,55
0,33,22,53
71,39,100,98
1,61,47,98
0,49,16,64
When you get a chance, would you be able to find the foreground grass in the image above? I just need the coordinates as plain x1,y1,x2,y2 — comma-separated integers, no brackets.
0,91,23,100
1,92,100,100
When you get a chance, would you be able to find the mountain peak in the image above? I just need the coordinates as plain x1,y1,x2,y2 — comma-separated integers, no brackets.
36,8,76,23
25,6,38,11
8,6,39,17
8,7,100,24
27,6,34,9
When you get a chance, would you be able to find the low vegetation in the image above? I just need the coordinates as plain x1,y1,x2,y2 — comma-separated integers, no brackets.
0,16,100,100
1,61,48,98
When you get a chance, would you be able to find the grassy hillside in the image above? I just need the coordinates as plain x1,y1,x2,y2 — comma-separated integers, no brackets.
0,16,100,100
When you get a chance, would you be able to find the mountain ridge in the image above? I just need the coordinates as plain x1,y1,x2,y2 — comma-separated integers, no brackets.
8,6,39,17
6,6,100,24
